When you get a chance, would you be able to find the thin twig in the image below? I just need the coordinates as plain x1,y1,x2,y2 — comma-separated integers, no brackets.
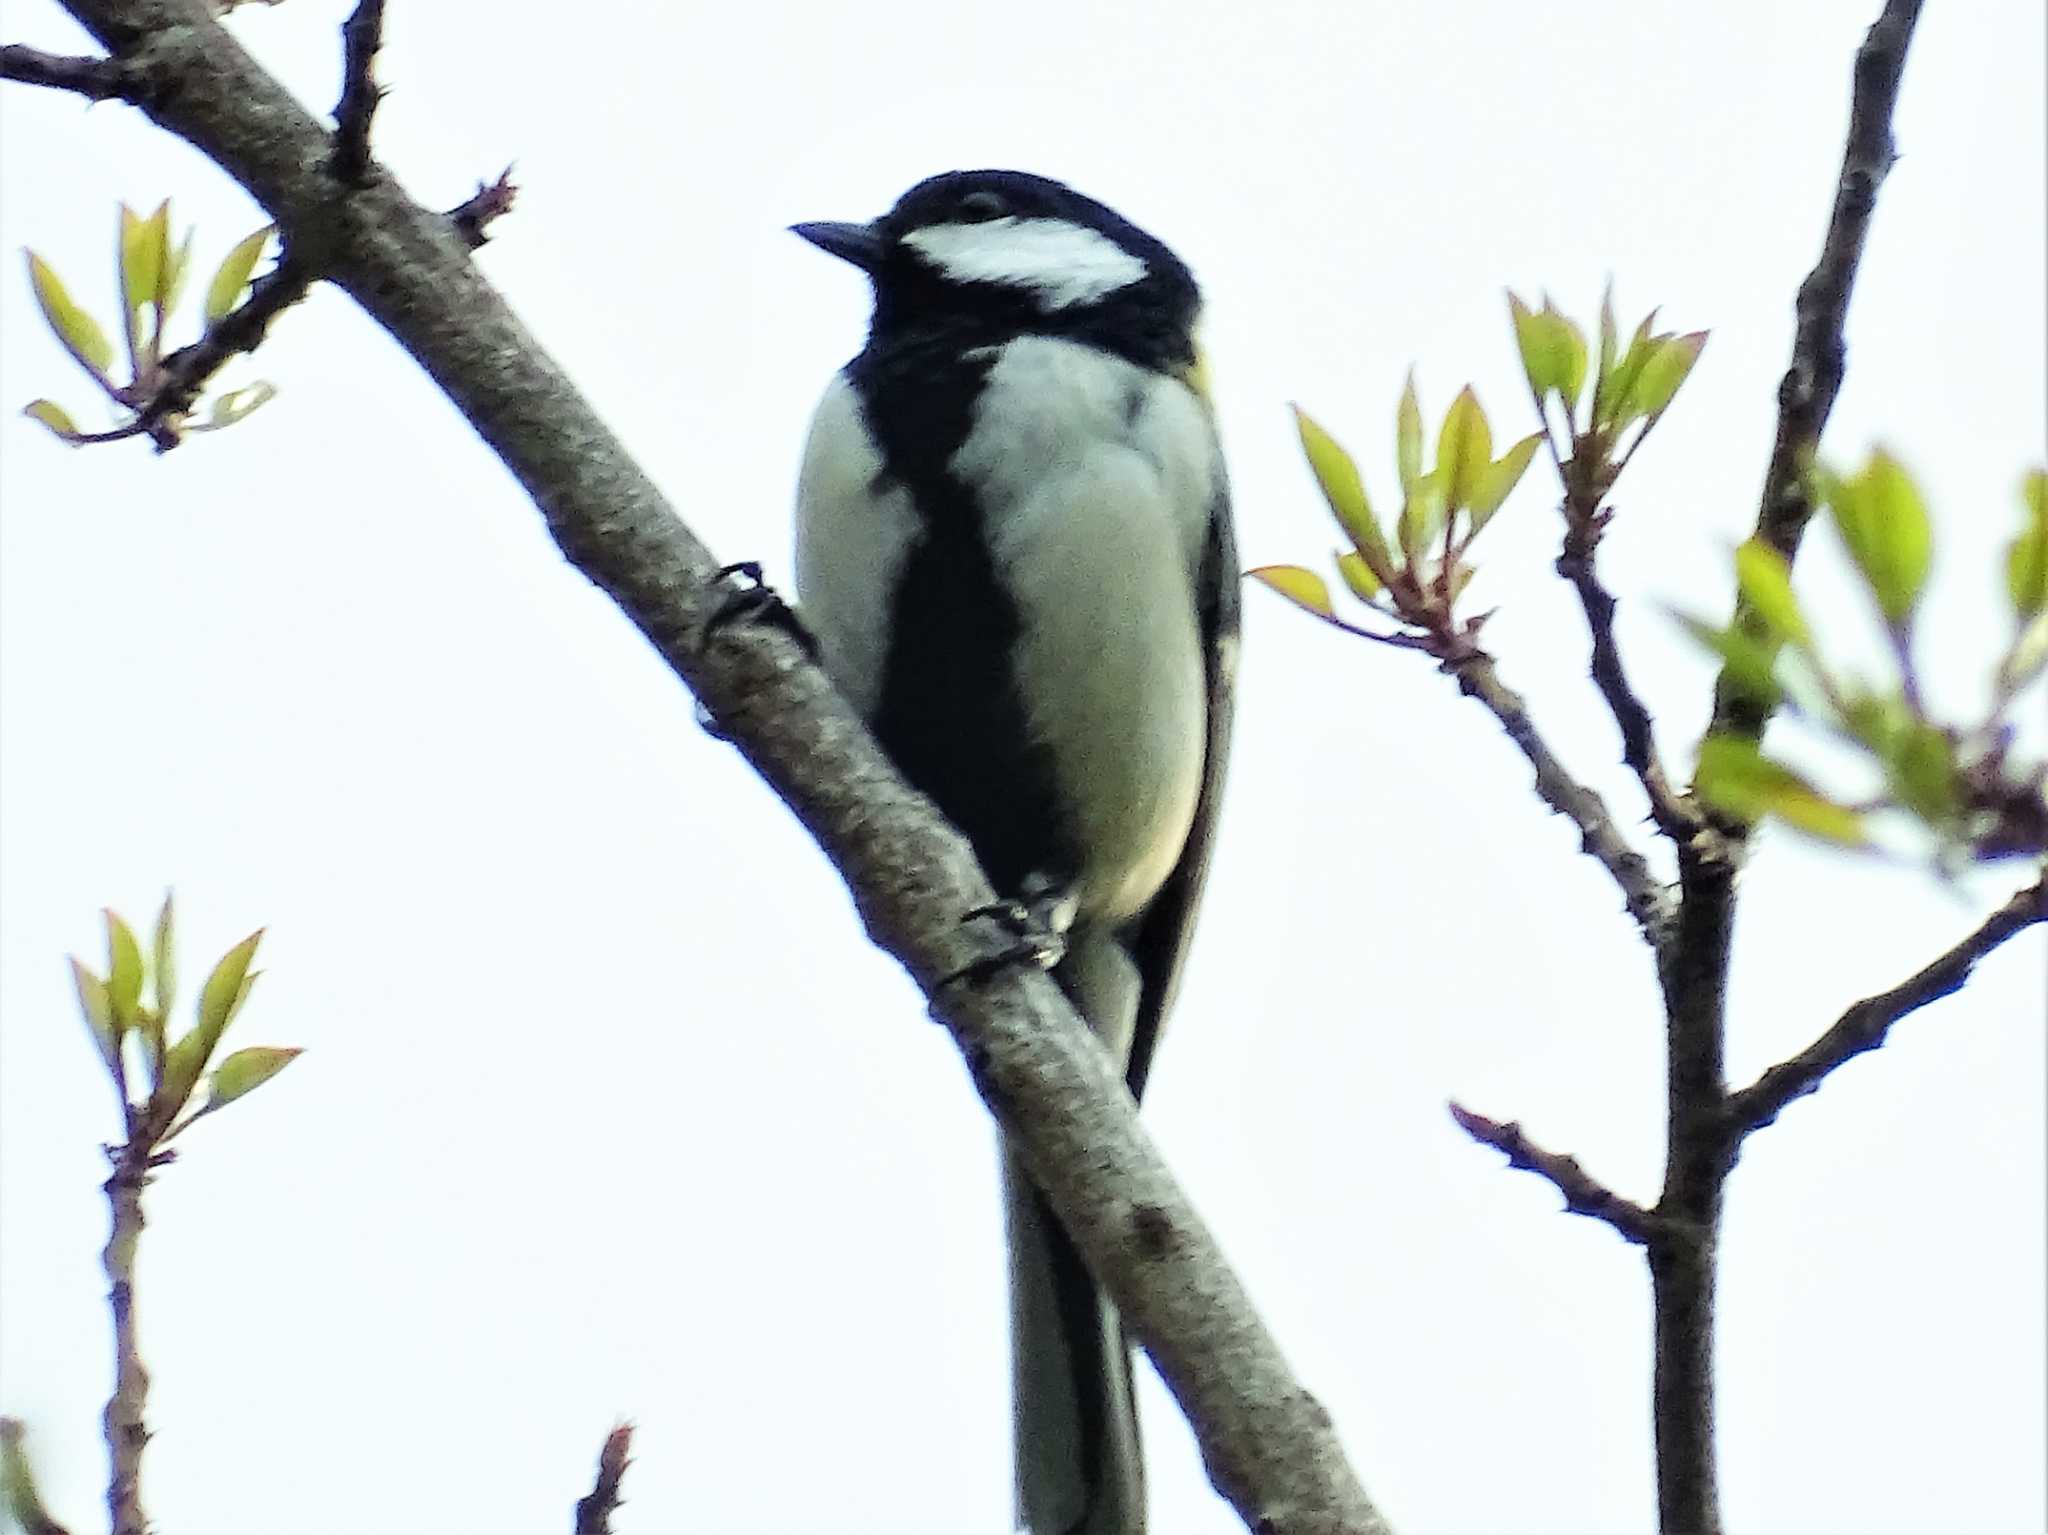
332,0,386,185
1443,647,1676,951
0,42,132,99
138,255,314,443
448,167,520,250
572,1422,634,1535
1556,528,1699,841
100,1143,153,1535
1448,1103,1662,1245
1709,0,1925,742
1725,878,2046,1135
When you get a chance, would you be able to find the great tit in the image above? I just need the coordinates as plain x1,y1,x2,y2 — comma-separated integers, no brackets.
792,169,1237,1535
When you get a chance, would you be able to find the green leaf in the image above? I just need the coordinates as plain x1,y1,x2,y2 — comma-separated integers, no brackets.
1395,372,1423,498
118,203,157,361
25,252,115,381
1469,431,1544,531
1435,386,1492,510
152,892,177,1018
21,399,83,443
1828,448,1932,627
1695,734,1868,845
2006,467,2048,619
104,909,145,1029
1335,549,1382,601
194,929,264,1053
1603,308,1661,427
1508,292,1574,401
1,1417,61,1535
163,225,196,318
1293,405,1391,578
1397,469,1449,561
1630,331,1707,420
1733,538,1812,650
1547,298,1588,409
71,957,121,1071
1885,720,1959,827
159,1028,208,1112
1592,282,1618,420
1840,690,1911,758
1997,612,2048,700
1247,564,1337,619
1674,611,1784,709
203,380,276,429
205,1045,303,1110
204,226,272,323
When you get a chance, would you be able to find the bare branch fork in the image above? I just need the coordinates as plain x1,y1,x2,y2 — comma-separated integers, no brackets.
1433,8,2030,1535
4,4,1387,1531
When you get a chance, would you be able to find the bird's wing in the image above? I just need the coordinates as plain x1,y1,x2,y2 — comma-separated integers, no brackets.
1123,474,1238,1102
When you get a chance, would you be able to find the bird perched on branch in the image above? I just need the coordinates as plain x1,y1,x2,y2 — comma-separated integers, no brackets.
793,168,1236,1535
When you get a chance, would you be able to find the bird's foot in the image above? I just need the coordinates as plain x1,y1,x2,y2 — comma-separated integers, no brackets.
940,875,1077,989
697,561,819,661
696,562,820,739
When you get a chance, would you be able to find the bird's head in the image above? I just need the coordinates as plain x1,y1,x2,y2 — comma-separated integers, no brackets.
794,170,1200,370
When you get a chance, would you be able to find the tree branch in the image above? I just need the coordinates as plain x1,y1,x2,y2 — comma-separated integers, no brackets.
1444,648,1675,953
572,1422,633,1535
45,3,1388,1529
139,254,314,438
1555,530,1698,841
0,42,133,98
100,1143,155,1535
1725,877,2046,1135
1709,0,1924,741
1448,1103,1662,1245
332,0,384,185
1649,11,1925,1529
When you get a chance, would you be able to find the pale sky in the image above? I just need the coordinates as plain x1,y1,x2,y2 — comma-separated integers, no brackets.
1,3,2043,1533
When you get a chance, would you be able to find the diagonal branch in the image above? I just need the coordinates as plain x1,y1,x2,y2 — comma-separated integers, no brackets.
1556,532,1698,841
1725,877,2046,1136
45,4,1389,1531
1444,648,1676,953
1449,1102,1663,1246
1709,0,1924,742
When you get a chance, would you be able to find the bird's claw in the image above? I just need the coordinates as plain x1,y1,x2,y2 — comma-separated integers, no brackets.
697,562,822,739
939,878,1077,990
698,562,819,661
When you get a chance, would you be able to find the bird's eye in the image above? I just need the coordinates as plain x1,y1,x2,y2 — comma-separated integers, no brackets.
957,190,1011,223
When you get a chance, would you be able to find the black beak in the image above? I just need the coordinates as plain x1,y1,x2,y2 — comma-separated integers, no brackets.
791,219,884,273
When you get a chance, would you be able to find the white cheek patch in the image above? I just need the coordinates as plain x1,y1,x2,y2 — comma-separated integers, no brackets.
902,217,1149,310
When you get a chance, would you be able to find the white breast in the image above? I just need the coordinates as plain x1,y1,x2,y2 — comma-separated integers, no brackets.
949,337,1220,921
792,373,920,717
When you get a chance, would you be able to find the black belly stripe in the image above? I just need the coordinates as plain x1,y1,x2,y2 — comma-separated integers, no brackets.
849,334,1080,898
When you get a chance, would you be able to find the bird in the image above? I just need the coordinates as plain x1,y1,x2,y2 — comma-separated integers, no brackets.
791,169,1236,1535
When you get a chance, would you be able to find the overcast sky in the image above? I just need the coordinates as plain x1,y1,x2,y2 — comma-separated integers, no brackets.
1,3,2043,1533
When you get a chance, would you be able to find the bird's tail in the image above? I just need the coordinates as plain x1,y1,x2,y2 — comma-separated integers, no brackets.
1005,1151,1144,1535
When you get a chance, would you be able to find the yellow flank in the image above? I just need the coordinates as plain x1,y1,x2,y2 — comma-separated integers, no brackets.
1175,338,1214,405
